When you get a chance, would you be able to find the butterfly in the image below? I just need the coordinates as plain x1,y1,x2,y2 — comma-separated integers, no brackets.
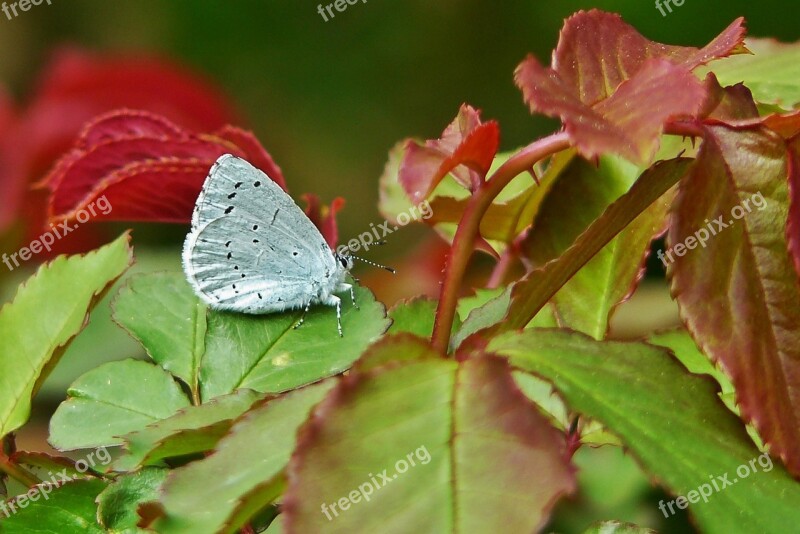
182,154,365,336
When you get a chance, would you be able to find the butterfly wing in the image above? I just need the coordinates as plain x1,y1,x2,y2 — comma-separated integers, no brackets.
183,154,338,313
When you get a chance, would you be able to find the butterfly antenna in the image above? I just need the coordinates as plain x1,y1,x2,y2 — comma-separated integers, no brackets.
351,255,396,274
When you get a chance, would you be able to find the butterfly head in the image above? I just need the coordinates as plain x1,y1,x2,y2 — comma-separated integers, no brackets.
334,250,355,271
335,243,396,274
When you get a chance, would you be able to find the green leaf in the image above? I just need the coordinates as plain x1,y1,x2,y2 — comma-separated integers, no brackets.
452,286,556,350
477,158,691,338
0,479,107,533
522,155,673,339
200,285,389,400
669,125,800,476
49,359,191,450
582,520,655,534
97,468,169,533
153,381,335,534
648,329,737,415
489,329,800,533
0,234,132,439
387,297,437,338
113,273,207,402
388,297,460,339
113,389,262,472
700,38,800,108
282,336,575,533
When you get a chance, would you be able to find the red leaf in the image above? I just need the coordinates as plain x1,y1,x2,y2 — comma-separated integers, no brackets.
42,110,286,224
399,104,499,203
0,47,239,253
669,125,800,476
516,57,705,164
788,138,800,282
516,11,747,164
700,74,760,121
301,194,345,248
551,10,746,105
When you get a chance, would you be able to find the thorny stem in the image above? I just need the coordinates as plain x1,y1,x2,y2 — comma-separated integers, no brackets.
431,132,571,354
0,450,41,489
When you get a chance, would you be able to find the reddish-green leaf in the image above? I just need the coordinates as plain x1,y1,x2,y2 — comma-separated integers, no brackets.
516,57,705,164
669,124,800,476
282,336,575,533
787,138,800,280
399,104,499,203
515,11,746,164
550,11,746,105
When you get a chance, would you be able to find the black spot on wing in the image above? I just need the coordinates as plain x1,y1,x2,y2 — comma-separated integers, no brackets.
225,206,234,214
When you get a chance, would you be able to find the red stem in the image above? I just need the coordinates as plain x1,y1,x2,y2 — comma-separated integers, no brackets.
431,132,571,354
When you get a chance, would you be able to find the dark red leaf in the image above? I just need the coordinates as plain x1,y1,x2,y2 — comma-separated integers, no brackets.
42,110,285,224
0,47,239,254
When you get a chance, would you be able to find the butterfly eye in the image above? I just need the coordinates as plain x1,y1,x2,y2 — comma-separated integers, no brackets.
339,256,349,268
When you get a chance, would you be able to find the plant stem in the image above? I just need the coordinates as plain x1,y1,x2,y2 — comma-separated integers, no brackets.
0,451,42,488
431,132,571,354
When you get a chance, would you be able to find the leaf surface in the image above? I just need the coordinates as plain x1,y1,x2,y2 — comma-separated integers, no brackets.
489,329,800,533
153,381,334,534
49,359,191,450
522,155,673,339
668,125,800,476
282,336,575,533
0,479,107,534
0,233,132,439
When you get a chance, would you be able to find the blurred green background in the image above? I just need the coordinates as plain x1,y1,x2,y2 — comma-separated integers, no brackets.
2,0,798,242
2,1,797,532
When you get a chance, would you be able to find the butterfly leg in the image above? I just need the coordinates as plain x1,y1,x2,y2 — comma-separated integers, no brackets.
293,301,311,330
321,294,344,337
339,282,359,310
